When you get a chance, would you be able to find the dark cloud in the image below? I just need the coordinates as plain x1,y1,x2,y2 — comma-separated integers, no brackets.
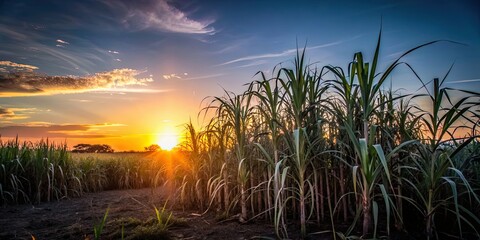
0,67,153,97
0,107,12,115
0,123,122,138
0,107,31,120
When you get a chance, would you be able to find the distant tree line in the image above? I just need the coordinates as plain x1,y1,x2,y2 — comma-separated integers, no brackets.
70,143,165,153
144,144,161,152
72,144,114,153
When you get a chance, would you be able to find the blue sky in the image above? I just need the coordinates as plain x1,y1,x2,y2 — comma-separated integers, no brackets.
0,0,479,150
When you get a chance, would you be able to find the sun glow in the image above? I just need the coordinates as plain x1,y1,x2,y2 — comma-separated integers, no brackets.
157,133,179,151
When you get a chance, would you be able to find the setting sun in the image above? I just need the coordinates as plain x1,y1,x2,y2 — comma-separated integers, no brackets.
157,134,178,151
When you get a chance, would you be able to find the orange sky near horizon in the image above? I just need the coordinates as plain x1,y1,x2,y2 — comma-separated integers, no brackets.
0,124,182,152
0,103,191,151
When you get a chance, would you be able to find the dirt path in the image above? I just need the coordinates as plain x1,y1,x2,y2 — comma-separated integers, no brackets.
0,187,280,239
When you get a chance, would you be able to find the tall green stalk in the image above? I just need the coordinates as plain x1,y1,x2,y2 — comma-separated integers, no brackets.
278,49,319,238
406,76,480,239
325,27,441,236
209,89,254,222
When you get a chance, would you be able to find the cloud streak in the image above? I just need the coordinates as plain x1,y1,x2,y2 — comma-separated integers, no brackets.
0,107,27,120
56,39,69,45
0,66,154,97
182,73,224,81
0,107,39,121
446,79,480,84
0,24,121,75
217,41,345,66
0,123,124,138
92,88,171,94
217,36,364,67
0,61,38,71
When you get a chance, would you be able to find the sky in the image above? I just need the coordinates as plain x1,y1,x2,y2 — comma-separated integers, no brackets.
0,0,479,151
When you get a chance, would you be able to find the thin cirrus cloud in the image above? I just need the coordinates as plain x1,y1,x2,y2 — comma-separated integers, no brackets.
217,40,346,66
182,73,224,81
56,39,69,45
107,0,215,34
0,123,125,139
93,88,170,94
0,24,121,75
0,63,156,97
69,99,92,103
56,39,69,48
163,72,223,81
446,79,480,84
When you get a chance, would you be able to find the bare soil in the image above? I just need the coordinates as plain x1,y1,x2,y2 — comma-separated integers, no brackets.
0,187,288,240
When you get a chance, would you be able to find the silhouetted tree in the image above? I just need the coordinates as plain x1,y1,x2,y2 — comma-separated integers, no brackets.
144,144,161,152
72,144,114,153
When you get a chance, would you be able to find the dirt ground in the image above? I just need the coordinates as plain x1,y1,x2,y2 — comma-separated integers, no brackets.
0,187,291,240
2,187,474,239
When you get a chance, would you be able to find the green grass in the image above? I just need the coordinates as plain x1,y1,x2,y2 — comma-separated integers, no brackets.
96,206,186,240
0,138,79,204
0,142,170,205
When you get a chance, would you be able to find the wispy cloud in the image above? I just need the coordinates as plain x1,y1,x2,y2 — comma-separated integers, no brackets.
56,39,69,45
446,79,480,84
182,73,224,81
108,50,120,54
107,0,215,34
90,123,127,128
0,107,40,121
0,122,125,138
0,24,120,75
0,107,30,120
212,37,254,55
0,61,38,71
0,67,155,97
55,39,70,48
236,60,268,68
0,24,28,41
69,99,92,103
217,40,345,66
92,88,171,94
163,73,182,80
